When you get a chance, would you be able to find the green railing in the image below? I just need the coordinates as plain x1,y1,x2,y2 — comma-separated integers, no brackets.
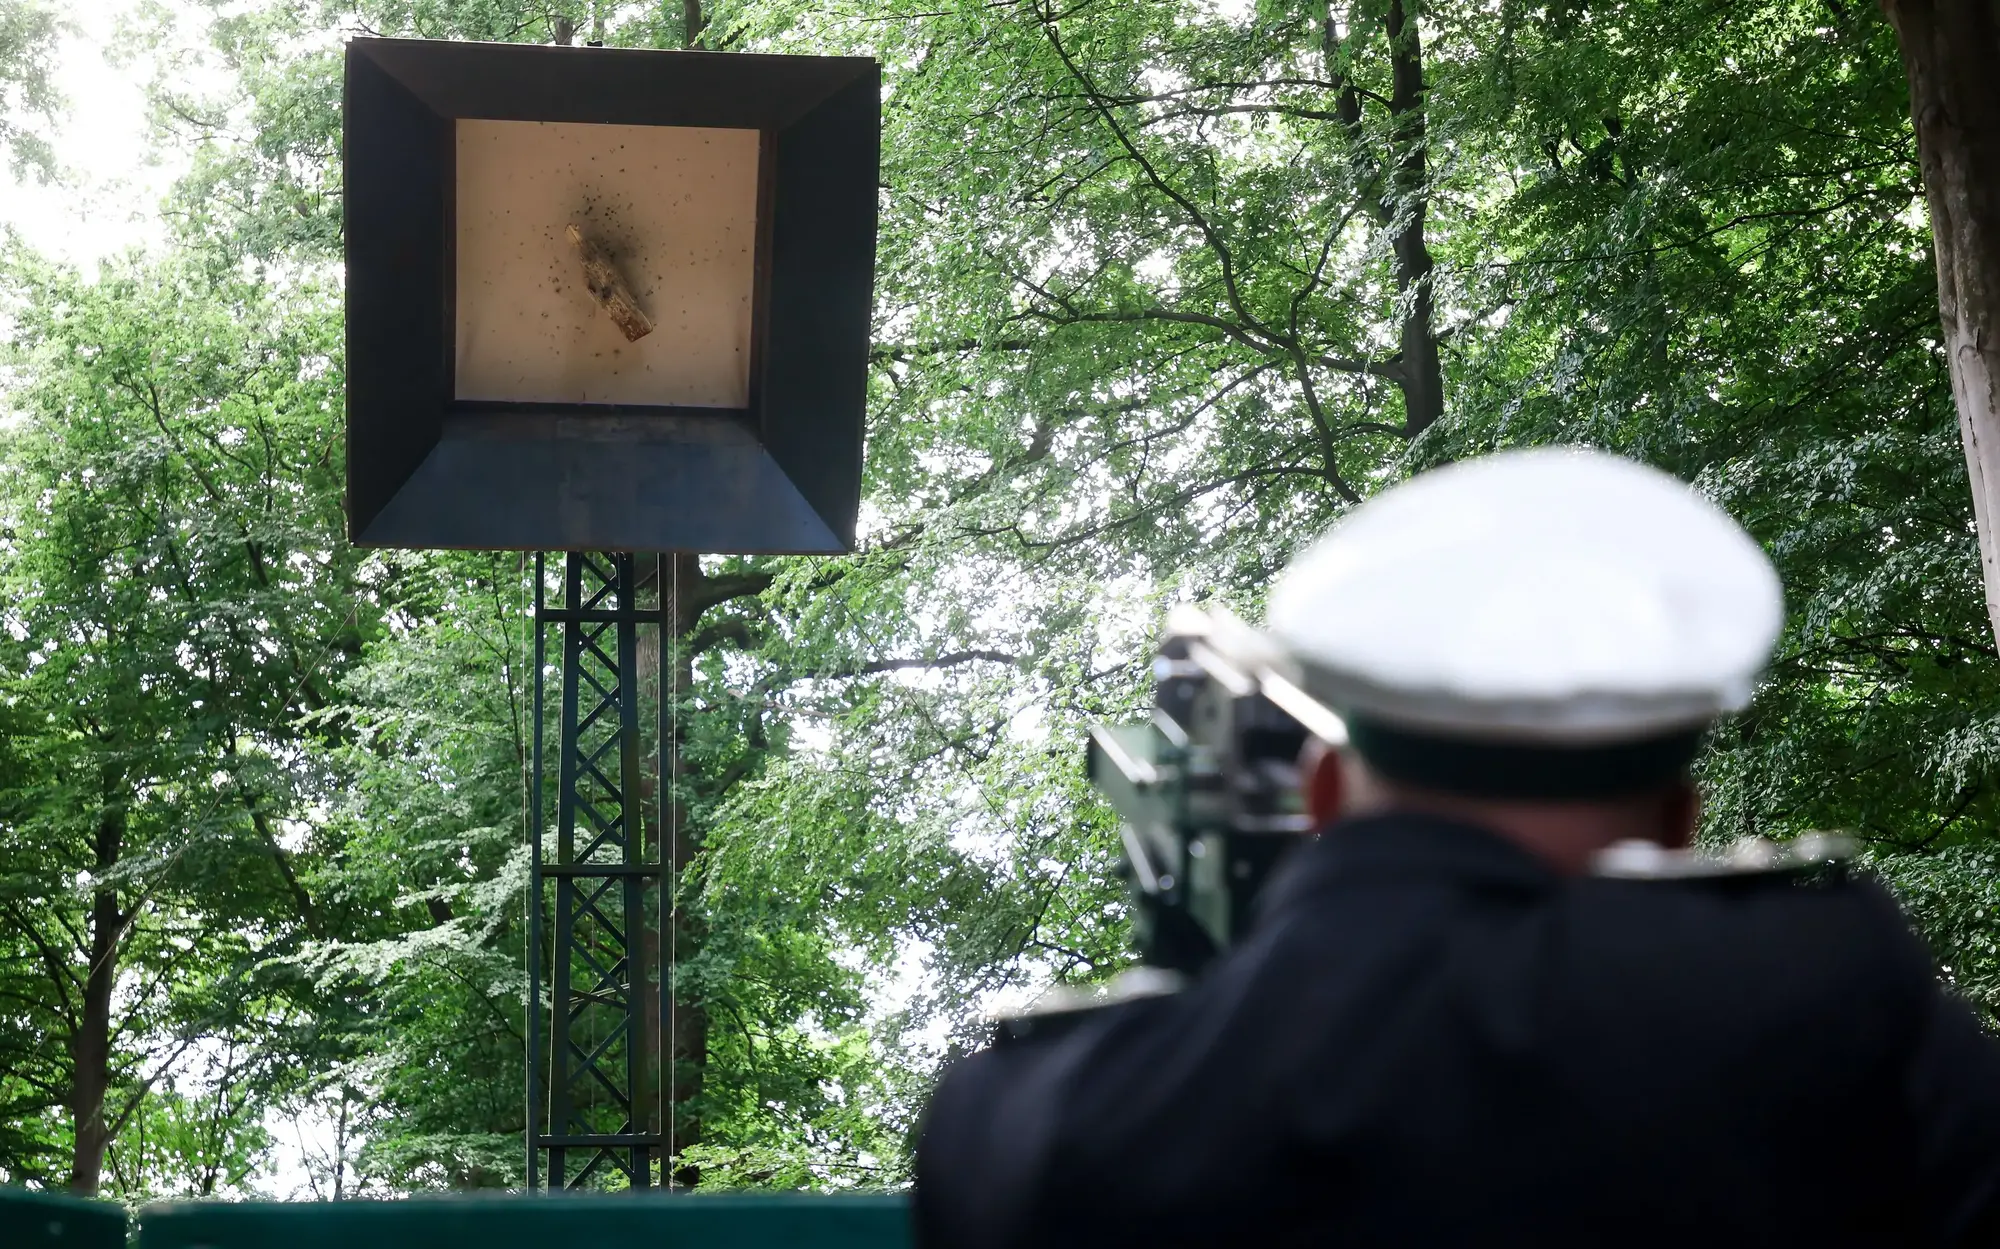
1,1187,911,1249
0,1186,127,1249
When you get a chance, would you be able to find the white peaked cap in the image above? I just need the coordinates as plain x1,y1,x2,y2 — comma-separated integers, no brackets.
1266,447,1784,744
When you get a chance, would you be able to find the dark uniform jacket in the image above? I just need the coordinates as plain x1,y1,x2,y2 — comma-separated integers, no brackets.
913,813,2000,1248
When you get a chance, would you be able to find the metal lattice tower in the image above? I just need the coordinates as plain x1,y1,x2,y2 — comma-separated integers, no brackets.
527,552,665,1190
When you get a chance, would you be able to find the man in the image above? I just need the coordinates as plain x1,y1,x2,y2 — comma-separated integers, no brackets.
913,448,2000,1248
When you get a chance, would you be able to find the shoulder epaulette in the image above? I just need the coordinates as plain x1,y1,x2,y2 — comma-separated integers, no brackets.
1592,832,1855,882
990,967,1185,1046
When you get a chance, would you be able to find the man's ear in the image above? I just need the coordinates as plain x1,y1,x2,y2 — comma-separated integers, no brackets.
1299,738,1345,830
1660,776,1701,849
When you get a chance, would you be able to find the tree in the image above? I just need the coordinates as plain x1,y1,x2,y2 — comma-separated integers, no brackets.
0,248,366,1192
1878,1,2000,654
0,0,62,178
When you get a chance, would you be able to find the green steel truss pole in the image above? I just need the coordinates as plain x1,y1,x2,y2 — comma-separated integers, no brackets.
529,552,665,1190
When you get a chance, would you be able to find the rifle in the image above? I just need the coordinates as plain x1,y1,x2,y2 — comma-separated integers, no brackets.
1085,604,1347,976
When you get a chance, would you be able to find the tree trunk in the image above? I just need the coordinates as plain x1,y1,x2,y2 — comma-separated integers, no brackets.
662,553,707,1188
332,1092,349,1200
635,557,665,1175
1323,0,1444,439
67,802,126,1196
637,554,710,1188
1881,0,2000,650
668,979,707,1189
1383,0,1443,438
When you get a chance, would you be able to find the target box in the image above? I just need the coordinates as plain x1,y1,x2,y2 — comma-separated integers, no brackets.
342,38,879,553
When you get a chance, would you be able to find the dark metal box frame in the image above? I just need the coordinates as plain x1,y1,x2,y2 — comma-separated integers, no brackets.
343,38,879,554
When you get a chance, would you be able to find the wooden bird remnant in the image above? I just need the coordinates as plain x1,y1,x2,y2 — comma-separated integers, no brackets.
565,223,654,342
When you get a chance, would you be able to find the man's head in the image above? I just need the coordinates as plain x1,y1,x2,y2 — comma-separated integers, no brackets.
1268,448,1783,873
1298,736,1701,874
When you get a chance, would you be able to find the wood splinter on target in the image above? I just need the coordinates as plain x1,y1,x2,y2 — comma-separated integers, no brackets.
565,223,654,342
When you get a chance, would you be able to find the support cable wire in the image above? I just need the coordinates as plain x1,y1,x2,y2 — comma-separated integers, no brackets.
667,554,680,1188
520,552,528,1185
526,552,546,1190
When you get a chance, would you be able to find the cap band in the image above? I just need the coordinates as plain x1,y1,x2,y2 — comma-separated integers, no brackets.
1345,717,1706,800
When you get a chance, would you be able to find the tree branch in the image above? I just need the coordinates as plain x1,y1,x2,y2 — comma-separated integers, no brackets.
688,616,759,657
686,570,776,625
871,337,1035,363
1035,0,1280,346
